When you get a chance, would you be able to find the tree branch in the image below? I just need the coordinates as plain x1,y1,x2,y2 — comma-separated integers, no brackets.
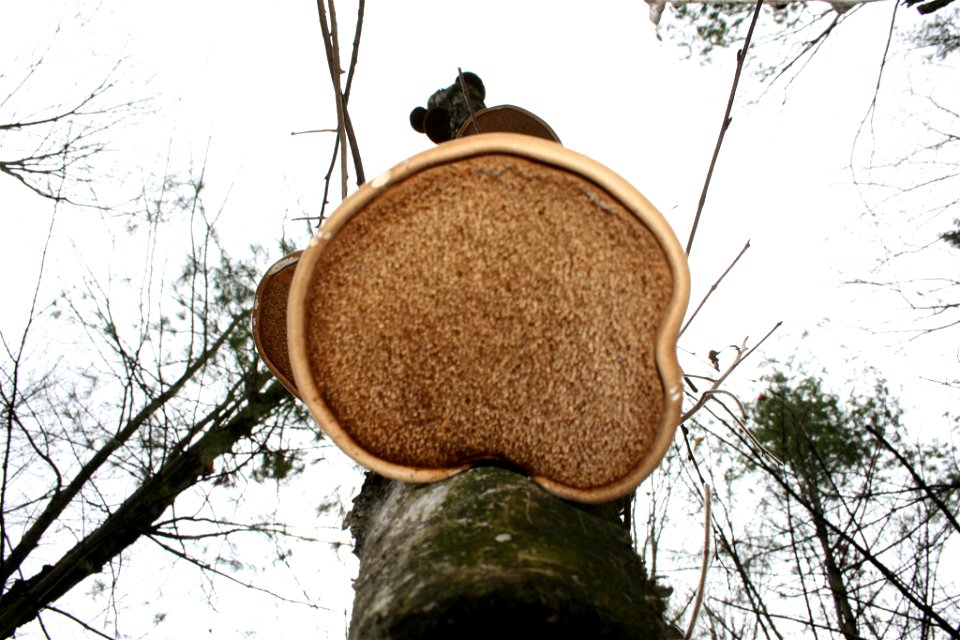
685,0,763,258
0,379,290,638
0,313,245,588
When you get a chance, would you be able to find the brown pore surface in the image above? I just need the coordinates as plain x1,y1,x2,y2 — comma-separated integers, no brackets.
302,154,673,490
253,252,301,397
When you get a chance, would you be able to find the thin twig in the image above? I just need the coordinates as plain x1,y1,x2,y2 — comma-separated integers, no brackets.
685,484,712,640
46,607,118,640
685,0,764,257
148,535,333,611
680,321,782,424
679,425,708,486
316,1,348,200
290,128,337,136
317,137,340,224
849,1,899,207
863,422,960,535
768,11,844,88
343,0,364,99
341,0,366,185
698,389,783,465
331,2,348,201
315,0,366,225
680,240,751,337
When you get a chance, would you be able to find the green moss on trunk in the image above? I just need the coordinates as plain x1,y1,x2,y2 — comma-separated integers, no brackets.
347,466,678,639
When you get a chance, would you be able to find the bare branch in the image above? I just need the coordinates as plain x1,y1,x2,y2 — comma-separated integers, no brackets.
316,0,349,203
685,0,763,257
147,531,331,611
681,240,751,337
684,484,713,639
0,379,292,637
0,313,245,588
45,607,118,640
680,321,783,424
0,57,148,206
315,0,366,225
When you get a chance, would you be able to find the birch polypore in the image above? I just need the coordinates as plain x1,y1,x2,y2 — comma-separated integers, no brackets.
284,133,689,503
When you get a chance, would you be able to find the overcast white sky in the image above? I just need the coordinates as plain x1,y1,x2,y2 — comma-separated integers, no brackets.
2,1,958,638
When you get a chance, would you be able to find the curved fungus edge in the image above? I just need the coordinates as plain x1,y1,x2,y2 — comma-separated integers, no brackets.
287,133,690,502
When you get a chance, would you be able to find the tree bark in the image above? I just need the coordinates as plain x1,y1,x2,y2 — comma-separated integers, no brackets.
345,466,679,639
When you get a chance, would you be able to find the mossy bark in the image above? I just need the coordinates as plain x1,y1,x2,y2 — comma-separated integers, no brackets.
345,466,679,639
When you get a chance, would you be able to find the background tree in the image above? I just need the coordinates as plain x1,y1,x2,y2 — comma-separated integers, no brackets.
653,0,956,64
638,11,960,635
0,168,336,637
667,371,960,639
0,6,365,635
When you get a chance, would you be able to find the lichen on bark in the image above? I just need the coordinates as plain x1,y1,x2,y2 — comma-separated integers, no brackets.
346,466,679,639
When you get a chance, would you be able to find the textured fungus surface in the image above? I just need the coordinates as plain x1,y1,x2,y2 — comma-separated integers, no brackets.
301,153,673,490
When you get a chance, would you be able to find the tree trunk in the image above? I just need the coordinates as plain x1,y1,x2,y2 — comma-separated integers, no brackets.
805,483,860,640
345,466,679,639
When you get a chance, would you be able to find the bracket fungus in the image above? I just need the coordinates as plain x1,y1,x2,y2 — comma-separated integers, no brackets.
457,104,560,143
252,250,303,399
254,132,690,503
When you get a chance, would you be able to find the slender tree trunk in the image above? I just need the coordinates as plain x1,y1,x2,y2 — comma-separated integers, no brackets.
805,485,860,640
344,466,679,639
